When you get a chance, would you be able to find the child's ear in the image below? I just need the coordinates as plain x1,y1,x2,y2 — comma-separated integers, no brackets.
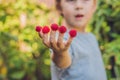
58,8,64,17
58,10,63,17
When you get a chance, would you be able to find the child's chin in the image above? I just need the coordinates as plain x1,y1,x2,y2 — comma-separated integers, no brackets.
73,23,86,28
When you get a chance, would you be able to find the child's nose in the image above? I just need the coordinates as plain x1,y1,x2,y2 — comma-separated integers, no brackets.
75,0,83,10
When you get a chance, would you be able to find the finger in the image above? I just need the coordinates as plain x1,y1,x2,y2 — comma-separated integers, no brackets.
50,30,58,50
38,31,43,38
65,36,73,49
42,34,50,48
57,33,64,49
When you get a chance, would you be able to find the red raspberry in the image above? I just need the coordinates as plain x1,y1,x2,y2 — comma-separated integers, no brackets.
59,26,67,33
35,26,42,32
69,29,77,38
42,26,50,34
51,23,59,31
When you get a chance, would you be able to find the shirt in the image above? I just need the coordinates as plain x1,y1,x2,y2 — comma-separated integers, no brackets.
50,31,107,80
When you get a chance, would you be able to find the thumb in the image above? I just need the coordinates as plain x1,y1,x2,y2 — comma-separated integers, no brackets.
65,37,73,49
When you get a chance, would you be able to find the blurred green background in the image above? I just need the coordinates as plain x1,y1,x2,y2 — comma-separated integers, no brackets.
0,0,120,80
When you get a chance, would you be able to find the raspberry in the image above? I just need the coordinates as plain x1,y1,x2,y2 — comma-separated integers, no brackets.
51,23,59,31
69,29,77,38
42,26,50,34
35,26,42,32
58,26,67,33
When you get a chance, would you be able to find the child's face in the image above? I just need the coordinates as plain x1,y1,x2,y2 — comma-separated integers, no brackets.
60,0,96,30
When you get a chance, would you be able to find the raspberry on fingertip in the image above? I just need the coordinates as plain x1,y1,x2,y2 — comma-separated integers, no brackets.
69,29,77,38
51,23,59,31
35,26,42,32
59,26,67,33
42,26,50,34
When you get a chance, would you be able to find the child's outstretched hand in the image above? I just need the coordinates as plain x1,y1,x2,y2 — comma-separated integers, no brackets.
35,23,77,54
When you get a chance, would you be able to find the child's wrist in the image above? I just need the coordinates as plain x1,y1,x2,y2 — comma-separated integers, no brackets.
53,50,69,56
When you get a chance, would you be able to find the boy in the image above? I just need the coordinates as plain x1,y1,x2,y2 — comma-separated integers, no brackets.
38,0,107,80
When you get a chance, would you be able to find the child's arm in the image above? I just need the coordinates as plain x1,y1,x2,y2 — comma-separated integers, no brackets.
51,50,71,69
39,29,73,69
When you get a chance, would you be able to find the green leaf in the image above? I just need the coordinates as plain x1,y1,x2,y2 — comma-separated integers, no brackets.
10,71,26,79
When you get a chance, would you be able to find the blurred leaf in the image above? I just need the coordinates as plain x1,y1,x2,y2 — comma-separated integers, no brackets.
10,71,25,79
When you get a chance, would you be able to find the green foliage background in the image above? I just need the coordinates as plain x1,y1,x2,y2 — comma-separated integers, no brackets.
0,0,120,80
